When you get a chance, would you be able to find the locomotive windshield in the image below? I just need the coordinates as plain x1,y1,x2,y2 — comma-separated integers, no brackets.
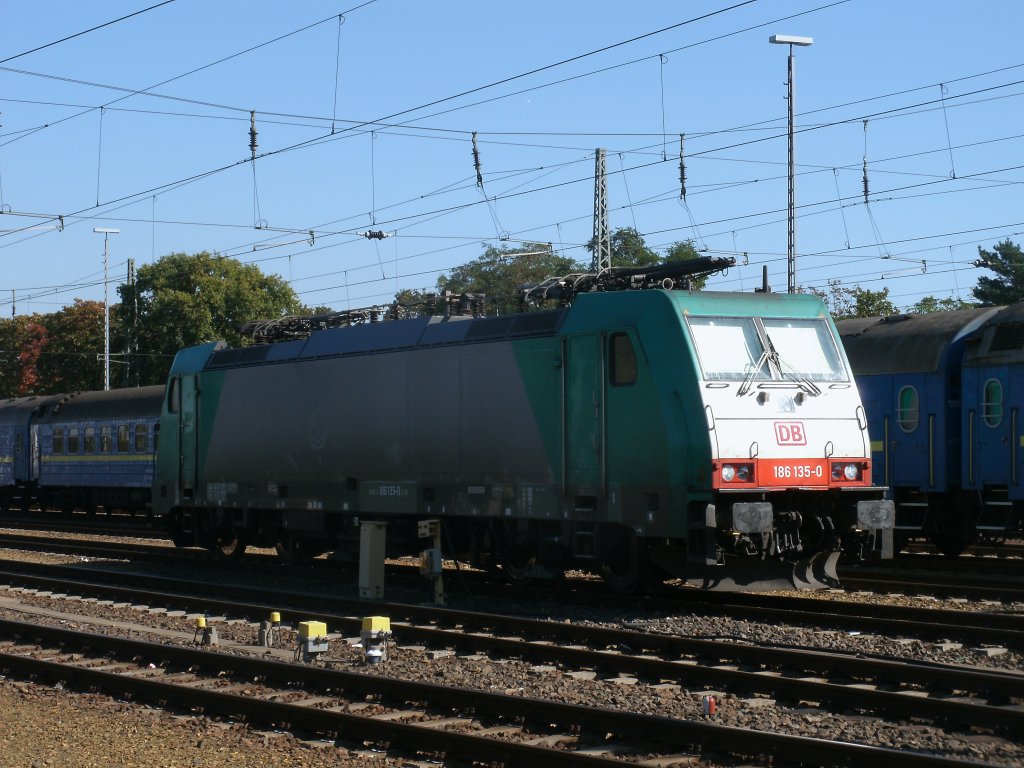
687,316,847,383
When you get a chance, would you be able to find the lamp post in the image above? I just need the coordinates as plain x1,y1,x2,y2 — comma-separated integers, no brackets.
93,227,120,390
769,34,813,294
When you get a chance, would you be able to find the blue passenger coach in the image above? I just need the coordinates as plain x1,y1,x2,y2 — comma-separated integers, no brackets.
31,386,164,514
0,395,59,510
836,308,998,554
961,302,1024,542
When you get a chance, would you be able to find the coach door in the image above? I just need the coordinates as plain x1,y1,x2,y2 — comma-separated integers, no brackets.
178,374,199,500
566,334,605,494
973,368,1010,487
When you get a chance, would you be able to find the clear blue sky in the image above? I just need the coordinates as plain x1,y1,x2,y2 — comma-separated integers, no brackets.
1,0,1021,317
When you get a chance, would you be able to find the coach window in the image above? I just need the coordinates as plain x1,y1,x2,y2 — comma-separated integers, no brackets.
610,332,638,386
135,424,148,452
52,428,64,454
983,378,1004,427
897,386,919,433
117,425,130,452
68,427,80,453
84,427,96,453
100,426,112,453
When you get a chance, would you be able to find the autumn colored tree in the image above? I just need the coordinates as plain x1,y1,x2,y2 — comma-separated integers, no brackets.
16,319,47,395
35,299,107,393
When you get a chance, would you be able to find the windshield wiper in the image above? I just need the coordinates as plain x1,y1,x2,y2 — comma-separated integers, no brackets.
765,333,822,397
737,349,770,396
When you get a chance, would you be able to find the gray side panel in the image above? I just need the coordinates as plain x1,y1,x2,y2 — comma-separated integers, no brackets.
202,342,551,500
459,347,550,479
409,354,460,476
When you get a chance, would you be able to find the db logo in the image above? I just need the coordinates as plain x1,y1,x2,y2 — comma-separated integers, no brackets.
775,422,806,445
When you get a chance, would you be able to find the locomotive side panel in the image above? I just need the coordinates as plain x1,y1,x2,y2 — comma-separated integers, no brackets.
182,340,557,523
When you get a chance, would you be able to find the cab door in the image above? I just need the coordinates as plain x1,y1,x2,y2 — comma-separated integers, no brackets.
178,375,199,500
566,334,604,493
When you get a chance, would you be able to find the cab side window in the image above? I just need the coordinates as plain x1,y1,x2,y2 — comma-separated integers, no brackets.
610,332,638,387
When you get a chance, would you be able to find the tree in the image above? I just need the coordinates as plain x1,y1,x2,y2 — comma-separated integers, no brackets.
35,299,107,393
0,315,47,397
908,296,975,313
585,227,660,267
665,240,709,290
16,319,47,396
125,252,302,385
436,243,582,315
815,280,898,320
973,239,1024,306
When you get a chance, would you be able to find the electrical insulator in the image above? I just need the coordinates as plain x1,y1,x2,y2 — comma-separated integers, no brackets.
249,110,258,159
678,134,687,200
472,131,483,189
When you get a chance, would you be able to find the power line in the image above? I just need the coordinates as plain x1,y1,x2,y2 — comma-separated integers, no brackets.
0,1,379,150
0,1,177,65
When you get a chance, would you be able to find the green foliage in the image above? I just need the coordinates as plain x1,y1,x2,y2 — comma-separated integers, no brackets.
124,251,302,385
664,240,708,290
586,227,660,267
815,280,898,320
973,239,1024,306
35,300,107,393
0,254,300,396
436,243,582,315
908,296,975,313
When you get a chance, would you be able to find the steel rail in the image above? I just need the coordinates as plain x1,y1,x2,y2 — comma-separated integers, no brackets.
0,563,1021,731
0,618,995,768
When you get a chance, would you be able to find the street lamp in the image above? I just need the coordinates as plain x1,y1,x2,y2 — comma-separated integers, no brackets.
769,34,813,294
93,227,120,390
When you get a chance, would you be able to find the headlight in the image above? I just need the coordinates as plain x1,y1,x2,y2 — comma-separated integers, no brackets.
722,465,736,482
832,462,861,481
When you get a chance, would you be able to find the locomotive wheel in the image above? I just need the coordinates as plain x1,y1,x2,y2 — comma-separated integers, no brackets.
600,531,648,594
931,531,968,558
275,533,313,566
501,547,537,582
211,532,246,560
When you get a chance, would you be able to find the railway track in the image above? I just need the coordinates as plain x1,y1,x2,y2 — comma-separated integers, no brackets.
837,567,1024,602
0,560,1022,735
0,514,168,539
5,529,1024,607
2,530,1024,638
0,604,1006,766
